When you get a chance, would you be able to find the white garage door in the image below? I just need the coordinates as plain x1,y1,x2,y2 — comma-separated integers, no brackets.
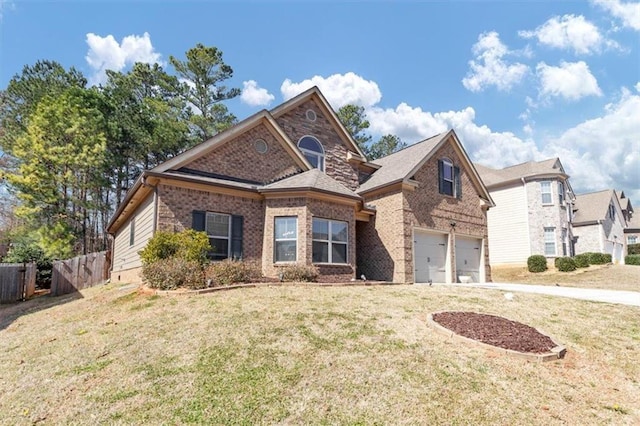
455,236,482,283
414,230,447,283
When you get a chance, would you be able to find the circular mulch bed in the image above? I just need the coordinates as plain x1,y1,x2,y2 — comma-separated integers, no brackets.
431,311,557,354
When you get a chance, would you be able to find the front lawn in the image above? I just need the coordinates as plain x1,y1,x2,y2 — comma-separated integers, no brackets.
1,283,638,424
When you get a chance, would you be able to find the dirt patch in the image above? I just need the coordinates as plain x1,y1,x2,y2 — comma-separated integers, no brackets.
432,311,557,354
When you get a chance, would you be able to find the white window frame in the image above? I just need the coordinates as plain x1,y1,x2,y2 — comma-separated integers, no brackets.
440,158,455,196
541,181,552,205
274,217,297,262
206,212,231,260
312,218,348,264
608,204,616,220
558,181,565,205
544,227,556,256
628,235,638,244
298,136,325,172
129,218,135,247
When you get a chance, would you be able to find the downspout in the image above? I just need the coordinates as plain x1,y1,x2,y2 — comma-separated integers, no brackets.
597,219,604,253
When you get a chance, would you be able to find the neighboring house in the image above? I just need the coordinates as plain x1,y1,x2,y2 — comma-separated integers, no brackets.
107,87,494,284
572,190,626,264
475,159,575,265
618,191,638,248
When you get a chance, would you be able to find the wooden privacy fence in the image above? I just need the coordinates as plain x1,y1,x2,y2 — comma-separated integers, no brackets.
51,251,110,297
0,263,36,304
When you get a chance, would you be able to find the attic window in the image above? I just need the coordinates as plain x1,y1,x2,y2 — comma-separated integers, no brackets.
254,139,268,154
306,109,317,122
298,136,325,171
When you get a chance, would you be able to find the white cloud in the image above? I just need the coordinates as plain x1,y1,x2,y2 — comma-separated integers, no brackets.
543,85,640,199
367,103,541,167
519,14,618,54
280,72,382,108
240,80,275,107
0,0,15,21
536,61,602,101
462,31,529,92
592,0,640,31
85,32,162,85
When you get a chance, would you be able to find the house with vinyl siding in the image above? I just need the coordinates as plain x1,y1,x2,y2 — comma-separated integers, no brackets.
107,86,494,284
475,159,575,265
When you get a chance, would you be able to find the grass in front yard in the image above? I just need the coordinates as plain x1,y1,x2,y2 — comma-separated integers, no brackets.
1,282,639,424
492,263,640,291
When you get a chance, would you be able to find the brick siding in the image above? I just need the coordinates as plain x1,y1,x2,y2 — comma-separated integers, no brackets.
184,123,301,184
276,99,361,191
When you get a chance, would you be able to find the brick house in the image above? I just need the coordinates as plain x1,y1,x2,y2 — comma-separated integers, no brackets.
107,87,494,284
475,159,575,265
572,190,627,263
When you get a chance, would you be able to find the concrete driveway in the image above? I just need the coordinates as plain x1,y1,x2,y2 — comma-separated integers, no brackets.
435,282,640,307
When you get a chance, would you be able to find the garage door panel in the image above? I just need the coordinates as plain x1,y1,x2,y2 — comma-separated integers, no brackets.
414,231,447,283
455,236,481,283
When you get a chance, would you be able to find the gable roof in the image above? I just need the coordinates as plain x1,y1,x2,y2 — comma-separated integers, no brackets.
572,189,618,224
151,110,311,173
357,130,494,205
260,169,360,200
475,158,567,188
270,86,367,160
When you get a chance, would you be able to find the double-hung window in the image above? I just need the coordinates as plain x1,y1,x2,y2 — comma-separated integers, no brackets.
608,204,616,220
438,158,461,198
274,217,297,262
629,236,638,244
544,227,556,256
541,181,552,205
206,212,231,260
558,182,565,205
312,218,348,264
192,211,243,261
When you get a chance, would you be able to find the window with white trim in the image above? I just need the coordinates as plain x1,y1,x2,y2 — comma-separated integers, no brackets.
561,228,567,256
628,235,638,244
312,218,348,264
544,227,556,256
608,203,616,220
298,136,325,171
206,212,231,260
129,218,135,246
274,217,297,262
438,158,461,198
541,181,552,205
558,181,565,205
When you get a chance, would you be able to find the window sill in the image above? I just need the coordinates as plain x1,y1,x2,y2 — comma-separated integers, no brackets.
312,263,351,267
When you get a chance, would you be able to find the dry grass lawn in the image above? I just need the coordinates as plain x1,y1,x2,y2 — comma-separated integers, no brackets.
492,263,640,292
1,280,639,425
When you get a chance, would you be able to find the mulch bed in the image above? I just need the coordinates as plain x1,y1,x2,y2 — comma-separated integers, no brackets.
432,311,556,354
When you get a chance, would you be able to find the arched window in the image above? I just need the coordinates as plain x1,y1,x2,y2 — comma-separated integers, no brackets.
298,136,325,171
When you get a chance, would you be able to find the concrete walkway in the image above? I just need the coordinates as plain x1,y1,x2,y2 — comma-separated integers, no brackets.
435,282,640,307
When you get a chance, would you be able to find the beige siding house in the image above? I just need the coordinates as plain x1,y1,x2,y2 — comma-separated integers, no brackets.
475,159,575,265
573,190,627,263
107,87,494,284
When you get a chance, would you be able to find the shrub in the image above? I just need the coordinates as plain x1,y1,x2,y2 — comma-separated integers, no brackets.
625,254,640,266
139,230,211,266
142,258,205,290
527,255,548,273
280,264,319,282
205,259,262,286
555,257,576,272
628,243,640,255
585,252,610,265
3,241,53,288
573,253,590,268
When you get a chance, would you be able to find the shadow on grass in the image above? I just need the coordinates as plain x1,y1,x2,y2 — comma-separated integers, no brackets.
0,289,84,332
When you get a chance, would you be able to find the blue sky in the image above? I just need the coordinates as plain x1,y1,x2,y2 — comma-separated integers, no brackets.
1,0,639,201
